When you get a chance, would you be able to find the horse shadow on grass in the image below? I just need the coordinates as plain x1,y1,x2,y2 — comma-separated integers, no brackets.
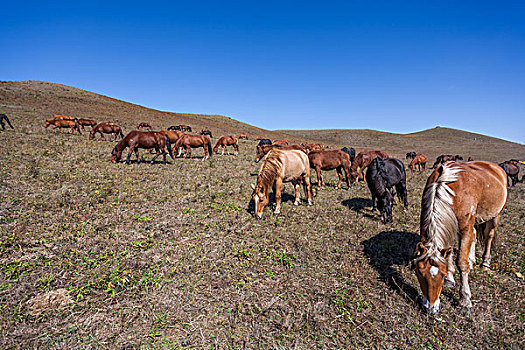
342,198,377,220
362,230,421,305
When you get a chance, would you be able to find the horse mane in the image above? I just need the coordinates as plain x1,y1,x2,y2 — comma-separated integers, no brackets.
367,157,388,196
257,149,283,190
416,163,462,263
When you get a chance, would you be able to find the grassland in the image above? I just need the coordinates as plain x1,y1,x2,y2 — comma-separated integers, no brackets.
0,81,524,349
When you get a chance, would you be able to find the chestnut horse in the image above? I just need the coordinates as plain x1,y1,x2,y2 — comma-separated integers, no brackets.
213,136,239,155
0,114,14,130
301,142,325,153
499,161,520,186
137,122,152,130
173,134,212,160
53,114,77,121
112,130,173,164
273,140,289,146
239,134,248,140
254,144,306,163
412,161,507,314
158,129,185,143
409,153,427,172
350,150,390,183
250,148,313,219
44,119,82,134
77,118,97,130
432,154,463,168
89,122,124,141
308,149,351,189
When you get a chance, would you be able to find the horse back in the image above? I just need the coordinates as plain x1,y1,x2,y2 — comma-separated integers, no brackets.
279,149,310,181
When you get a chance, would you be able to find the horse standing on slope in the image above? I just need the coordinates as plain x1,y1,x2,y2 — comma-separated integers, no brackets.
89,122,124,141
308,149,351,189
409,153,427,172
499,161,520,186
111,130,174,164
77,119,97,130
254,144,306,163
365,157,408,223
173,134,212,160
412,161,508,314
213,136,239,155
350,150,390,183
44,119,82,134
250,148,313,219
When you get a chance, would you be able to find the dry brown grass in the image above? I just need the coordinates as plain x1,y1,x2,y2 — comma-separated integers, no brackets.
0,81,524,349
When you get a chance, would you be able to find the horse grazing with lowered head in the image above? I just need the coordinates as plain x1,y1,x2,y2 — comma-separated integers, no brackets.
365,157,408,223
200,128,213,138
213,136,239,155
409,153,427,171
250,148,313,219
499,161,520,186
350,150,390,183
137,122,152,130
301,143,325,153
308,149,351,189
112,130,173,164
412,161,507,314
174,134,212,160
90,122,123,141
77,119,97,130
44,119,82,134
341,147,356,162
254,144,306,163
52,114,77,121
406,152,417,160
0,114,14,130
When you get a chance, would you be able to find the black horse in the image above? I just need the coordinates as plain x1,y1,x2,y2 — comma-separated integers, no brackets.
499,162,520,186
200,130,213,138
167,125,179,131
257,139,272,147
405,152,417,160
0,114,14,130
365,157,408,223
186,126,193,132
341,147,356,162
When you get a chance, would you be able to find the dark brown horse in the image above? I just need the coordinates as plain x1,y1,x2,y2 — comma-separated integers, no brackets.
89,122,124,141
173,134,212,160
200,128,213,138
213,136,239,155
77,118,97,130
350,150,390,183
409,153,427,172
412,161,507,314
137,122,152,130
254,144,306,163
111,130,173,164
499,161,520,186
432,154,463,168
44,119,82,134
308,149,351,189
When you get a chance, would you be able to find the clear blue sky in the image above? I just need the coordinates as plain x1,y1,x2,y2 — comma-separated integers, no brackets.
2,1,524,144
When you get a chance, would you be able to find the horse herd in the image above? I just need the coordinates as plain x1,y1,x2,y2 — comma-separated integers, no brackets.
2,112,524,316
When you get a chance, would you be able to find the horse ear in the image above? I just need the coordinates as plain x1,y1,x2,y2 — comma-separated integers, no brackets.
440,247,452,260
415,242,427,257
250,183,256,190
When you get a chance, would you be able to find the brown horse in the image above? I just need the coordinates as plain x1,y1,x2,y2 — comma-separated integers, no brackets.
273,140,289,146
250,148,313,219
409,153,427,171
239,134,248,140
301,142,325,153
254,144,306,163
499,161,520,186
137,122,152,130
412,161,507,314
308,150,351,189
44,119,82,134
53,114,77,121
350,150,390,183
174,134,212,160
213,136,239,155
432,154,463,168
77,118,97,130
111,130,173,164
89,122,124,141
158,129,185,143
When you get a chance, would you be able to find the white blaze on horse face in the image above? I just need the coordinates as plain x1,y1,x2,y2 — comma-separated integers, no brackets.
429,266,439,277
254,194,259,215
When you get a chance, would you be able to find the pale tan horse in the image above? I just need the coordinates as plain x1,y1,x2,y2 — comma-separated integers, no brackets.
250,149,313,219
412,161,508,314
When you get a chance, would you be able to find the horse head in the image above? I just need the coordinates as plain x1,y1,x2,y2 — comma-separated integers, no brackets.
250,183,269,219
377,189,394,223
111,144,121,163
412,243,452,314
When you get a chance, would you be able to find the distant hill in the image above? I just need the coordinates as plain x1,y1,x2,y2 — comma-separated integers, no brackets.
1,80,524,162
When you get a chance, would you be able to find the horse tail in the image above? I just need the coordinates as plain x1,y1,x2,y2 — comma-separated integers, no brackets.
165,134,174,159
207,139,213,157
418,163,462,262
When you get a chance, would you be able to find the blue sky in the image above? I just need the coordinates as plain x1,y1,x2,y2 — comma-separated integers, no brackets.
2,1,524,143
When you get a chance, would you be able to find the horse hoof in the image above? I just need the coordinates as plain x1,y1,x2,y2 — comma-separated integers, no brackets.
293,201,300,206
307,200,313,206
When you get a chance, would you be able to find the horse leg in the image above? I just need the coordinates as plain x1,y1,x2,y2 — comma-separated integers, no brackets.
444,248,456,288
344,165,351,189
395,182,408,209
335,166,343,189
151,148,162,164
457,225,476,311
480,217,499,270
126,147,133,165
315,166,323,189
371,193,377,212
292,180,301,206
274,178,283,214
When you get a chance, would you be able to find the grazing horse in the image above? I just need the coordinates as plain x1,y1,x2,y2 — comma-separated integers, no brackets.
341,147,356,162
467,156,474,162
432,154,462,168
406,152,417,160
257,139,272,148
200,128,213,138
77,118,97,130
44,119,82,134
89,122,124,141
350,150,390,183
0,114,14,130
273,140,289,146
158,129,185,143
173,134,212,160
250,148,313,219
239,134,248,140
213,136,239,155
53,114,77,121
254,144,306,163
111,130,173,164
409,154,427,172
412,161,507,314
365,157,408,223
308,149,351,189
301,143,325,153
137,122,152,130
167,126,179,131
499,162,520,186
